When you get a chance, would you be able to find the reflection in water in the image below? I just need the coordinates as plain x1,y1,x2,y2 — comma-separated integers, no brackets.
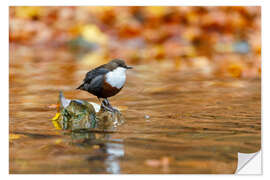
105,142,124,174
70,131,124,174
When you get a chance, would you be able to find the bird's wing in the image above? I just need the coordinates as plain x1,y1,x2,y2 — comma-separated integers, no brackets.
88,75,104,95
83,66,110,83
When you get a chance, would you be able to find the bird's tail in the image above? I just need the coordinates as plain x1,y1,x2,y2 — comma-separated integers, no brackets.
76,83,84,90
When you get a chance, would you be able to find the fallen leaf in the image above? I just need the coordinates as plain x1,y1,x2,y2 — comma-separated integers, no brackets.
52,113,61,121
9,134,21,140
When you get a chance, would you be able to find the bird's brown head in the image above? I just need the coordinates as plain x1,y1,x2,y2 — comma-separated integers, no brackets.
108,59,133,70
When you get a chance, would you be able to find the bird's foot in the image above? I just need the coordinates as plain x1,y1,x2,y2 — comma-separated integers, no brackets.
110,107,120,113
101,100,120,113
101,102,113,112
102,105,120,113
104,98,120,113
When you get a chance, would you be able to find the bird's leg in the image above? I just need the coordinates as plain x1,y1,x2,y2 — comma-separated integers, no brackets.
104,98,120,113
97,97,119,113
104,98,112,108
100,99,114,112
97,97,112,112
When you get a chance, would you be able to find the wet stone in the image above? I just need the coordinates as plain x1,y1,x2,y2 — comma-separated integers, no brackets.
52,92,124,131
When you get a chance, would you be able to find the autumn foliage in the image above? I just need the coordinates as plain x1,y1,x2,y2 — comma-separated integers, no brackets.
9,6,261,78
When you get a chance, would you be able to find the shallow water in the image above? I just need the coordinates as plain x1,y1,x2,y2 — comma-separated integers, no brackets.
9,45,261,174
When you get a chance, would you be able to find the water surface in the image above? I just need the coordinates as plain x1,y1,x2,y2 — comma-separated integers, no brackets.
9,45,261,174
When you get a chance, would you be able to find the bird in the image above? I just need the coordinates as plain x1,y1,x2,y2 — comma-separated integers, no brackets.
77,59,132,112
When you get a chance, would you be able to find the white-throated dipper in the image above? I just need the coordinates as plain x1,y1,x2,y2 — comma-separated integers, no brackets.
77,59,132,112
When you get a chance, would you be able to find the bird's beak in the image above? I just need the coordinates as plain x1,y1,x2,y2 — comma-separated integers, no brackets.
126,66,133,69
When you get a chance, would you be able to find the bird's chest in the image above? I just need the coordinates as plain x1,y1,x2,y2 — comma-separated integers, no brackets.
105,67,126,89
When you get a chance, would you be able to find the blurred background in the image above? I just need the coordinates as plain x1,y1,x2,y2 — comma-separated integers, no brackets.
9,6,261,78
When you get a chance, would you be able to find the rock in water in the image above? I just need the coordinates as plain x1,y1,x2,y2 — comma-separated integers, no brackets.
52,91,124,131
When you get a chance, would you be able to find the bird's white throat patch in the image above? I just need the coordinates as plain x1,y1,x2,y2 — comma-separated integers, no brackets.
105,67,126,89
